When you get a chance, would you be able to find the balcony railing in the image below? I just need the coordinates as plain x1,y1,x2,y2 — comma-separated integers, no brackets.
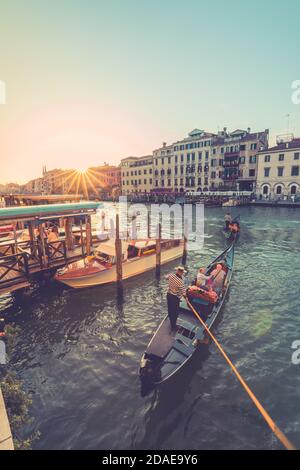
223,175,239,181
223,161,239,168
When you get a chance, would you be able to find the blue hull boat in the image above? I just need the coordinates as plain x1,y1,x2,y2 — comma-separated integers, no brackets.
140,242,235,385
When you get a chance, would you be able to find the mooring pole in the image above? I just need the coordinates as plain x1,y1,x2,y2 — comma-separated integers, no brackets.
80,219,85,259
115,213,123,296
85,214,92,255
182,217,188,265
65,217,74,251
28,220,35,256
101,211,106,232
156,222,161,276
147,209,151,239
38,224,48,267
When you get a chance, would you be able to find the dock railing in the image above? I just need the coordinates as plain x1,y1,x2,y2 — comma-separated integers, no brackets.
0,252,29,291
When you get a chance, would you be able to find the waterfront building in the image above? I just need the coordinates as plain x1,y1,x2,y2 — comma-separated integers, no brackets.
88,165,121,197
0,182,21,194
169,129,216,193
211,128,269,192
120,127,269,195
256,134,300,199
121,155,153,195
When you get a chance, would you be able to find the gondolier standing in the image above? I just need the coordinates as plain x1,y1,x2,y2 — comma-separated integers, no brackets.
166,266,186,331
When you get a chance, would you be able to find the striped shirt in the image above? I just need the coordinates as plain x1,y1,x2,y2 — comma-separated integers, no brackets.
166,273,186,299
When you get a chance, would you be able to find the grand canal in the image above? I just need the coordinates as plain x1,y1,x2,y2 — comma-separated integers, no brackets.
1,205,300,450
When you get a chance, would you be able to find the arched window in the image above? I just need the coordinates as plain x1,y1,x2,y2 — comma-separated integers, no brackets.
276,185,282,195
262,185,269,195
197,187,202,192
291,185,297,195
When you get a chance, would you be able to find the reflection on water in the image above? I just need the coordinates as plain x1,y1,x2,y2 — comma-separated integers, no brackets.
1,206,300,449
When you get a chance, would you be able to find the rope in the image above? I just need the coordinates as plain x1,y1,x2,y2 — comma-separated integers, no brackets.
186,298,296,451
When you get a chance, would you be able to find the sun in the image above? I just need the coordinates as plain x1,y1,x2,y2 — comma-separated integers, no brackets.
77,165,88,174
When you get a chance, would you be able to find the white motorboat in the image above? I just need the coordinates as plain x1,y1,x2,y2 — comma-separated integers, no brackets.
55,238,183,288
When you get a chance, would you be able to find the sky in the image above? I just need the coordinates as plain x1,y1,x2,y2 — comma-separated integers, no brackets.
1,0,300,184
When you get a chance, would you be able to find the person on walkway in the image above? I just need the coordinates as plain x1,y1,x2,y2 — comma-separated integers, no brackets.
165,266,186,331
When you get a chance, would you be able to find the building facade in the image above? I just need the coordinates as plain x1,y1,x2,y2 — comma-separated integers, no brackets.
211,128,269,191
121,155,153,195
257,135,300,199
120,127,269,195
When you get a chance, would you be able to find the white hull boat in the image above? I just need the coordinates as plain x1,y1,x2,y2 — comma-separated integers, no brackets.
55,239,183,288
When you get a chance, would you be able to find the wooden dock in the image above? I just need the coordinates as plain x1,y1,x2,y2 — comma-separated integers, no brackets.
0,240,90,296
0,201,103,296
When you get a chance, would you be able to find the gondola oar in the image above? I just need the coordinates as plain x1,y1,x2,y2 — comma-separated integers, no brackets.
186,298,296,451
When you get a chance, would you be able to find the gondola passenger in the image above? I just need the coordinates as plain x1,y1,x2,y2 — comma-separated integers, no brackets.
210,263,226,290
196,267,212,289
224,213,232,230
165,266,186,331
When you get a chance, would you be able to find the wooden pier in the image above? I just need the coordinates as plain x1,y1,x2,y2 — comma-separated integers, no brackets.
0,202,103,296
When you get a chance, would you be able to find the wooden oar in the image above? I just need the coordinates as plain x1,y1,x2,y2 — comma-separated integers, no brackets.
186,298,296,451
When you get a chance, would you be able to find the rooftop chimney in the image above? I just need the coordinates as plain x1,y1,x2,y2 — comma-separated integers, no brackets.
247,127,251,133
162,142,167,147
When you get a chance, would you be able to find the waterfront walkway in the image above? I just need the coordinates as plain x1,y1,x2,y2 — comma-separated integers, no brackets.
251,200,300,208
0,388,14,450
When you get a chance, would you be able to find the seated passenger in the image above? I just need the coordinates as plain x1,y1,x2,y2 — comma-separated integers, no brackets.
210,263,226,290
196,267,212,288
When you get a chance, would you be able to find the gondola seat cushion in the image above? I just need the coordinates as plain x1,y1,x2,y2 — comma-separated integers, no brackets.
187,286,218,304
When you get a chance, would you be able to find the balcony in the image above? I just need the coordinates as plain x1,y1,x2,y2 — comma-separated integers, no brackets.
223,160,239,168
223,174,239,181
224,151,239,158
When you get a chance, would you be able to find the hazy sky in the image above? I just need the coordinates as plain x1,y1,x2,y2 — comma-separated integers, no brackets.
1,0,300,183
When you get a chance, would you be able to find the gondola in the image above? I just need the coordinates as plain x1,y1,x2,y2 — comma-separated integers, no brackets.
139,241,235,386
223,215,240,242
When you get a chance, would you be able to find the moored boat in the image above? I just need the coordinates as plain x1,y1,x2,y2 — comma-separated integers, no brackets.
55,238,183,288
222,198,238,207
139,242,235,386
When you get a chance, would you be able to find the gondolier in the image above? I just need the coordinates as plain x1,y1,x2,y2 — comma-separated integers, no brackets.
166,266,186,330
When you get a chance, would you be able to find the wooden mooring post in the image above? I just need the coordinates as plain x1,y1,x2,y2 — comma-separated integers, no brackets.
28,220,35,255
65,217,74,251
182,218,188,265
147,209,151,239
115,213,123,296
85,214,92,256
38,224,48,267
80,219,85,259
156,222,161,276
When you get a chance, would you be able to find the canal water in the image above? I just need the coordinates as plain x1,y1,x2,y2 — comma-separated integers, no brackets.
1,205,300,450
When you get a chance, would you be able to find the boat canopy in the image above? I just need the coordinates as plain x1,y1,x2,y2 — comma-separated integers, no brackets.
0,202,103,223
130,240,156,249
95,240,129,259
